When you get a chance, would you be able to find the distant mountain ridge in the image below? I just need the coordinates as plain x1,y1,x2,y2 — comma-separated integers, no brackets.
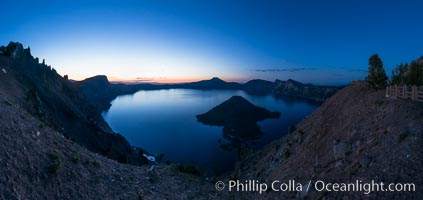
177,77,243,89
243,79,275,95
78,76,339,111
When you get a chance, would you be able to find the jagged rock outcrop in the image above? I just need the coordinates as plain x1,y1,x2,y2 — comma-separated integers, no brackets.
3,42,32,59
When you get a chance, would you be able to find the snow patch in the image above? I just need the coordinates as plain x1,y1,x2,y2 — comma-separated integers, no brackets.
2,68,6,74
142,153,157,163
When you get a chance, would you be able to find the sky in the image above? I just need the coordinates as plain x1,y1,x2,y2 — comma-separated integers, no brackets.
1,0,422,85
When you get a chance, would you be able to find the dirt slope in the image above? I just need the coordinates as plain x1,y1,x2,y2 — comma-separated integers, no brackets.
231,85,423,199
0,96,223,199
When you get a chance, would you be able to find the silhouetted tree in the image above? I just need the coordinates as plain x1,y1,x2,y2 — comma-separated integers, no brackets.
390,56,423,86
366,54,387,89
391,63,408,85
408,58,423,86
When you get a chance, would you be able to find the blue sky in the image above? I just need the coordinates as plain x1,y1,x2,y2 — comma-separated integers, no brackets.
1,0,422,85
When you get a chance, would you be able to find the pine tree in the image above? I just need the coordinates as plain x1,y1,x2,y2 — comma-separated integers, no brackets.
390,56,423,86
408,58,423,86
391,63,408,85
366,54,387,89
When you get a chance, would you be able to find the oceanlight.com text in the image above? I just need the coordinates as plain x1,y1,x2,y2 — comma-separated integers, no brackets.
215,180,416,195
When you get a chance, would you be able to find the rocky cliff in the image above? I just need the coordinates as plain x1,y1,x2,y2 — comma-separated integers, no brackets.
78,75,169,111
0,42,144,164
272,79,339,102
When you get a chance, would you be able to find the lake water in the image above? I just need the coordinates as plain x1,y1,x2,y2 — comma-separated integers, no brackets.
102,89,318,175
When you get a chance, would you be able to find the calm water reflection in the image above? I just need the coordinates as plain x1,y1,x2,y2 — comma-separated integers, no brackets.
102,89,318,175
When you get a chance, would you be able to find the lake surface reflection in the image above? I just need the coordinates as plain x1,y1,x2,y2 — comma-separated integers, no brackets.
102,89,318,175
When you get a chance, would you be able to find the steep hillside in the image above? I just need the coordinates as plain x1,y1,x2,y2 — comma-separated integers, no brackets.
230,85,423,199
0,42,144,164
0,88,218,199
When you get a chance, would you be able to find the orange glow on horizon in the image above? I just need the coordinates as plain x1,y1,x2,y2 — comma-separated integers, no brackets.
66,74,246,84
108,77,205,84
108,77,247,84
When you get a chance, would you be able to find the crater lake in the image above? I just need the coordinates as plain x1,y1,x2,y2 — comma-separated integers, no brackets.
102,89,318,175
